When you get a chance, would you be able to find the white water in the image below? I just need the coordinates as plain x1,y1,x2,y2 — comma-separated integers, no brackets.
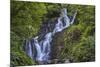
26,8,77,63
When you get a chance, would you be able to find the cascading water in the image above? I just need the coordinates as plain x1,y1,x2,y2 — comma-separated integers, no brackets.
25,8,77,64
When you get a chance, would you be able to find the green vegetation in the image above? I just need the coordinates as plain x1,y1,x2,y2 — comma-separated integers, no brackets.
11,0,95,66
53,5,95,62
11,1,47,66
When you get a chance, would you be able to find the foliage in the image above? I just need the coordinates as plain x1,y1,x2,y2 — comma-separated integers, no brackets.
71,36,95,62
11,1,47,66
58,4,95,62
11,0,95,66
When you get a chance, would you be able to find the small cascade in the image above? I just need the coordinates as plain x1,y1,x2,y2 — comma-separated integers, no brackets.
25,8,77,64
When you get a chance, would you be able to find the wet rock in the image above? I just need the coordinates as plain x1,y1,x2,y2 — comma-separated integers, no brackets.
38,18,58,42
64,59,70,63
51,32,65,60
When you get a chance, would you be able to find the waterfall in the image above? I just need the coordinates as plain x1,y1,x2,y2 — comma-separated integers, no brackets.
25,8,77,64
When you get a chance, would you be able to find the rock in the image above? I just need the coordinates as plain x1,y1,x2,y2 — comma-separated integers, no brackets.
64,59,70,63
51,32,65,60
